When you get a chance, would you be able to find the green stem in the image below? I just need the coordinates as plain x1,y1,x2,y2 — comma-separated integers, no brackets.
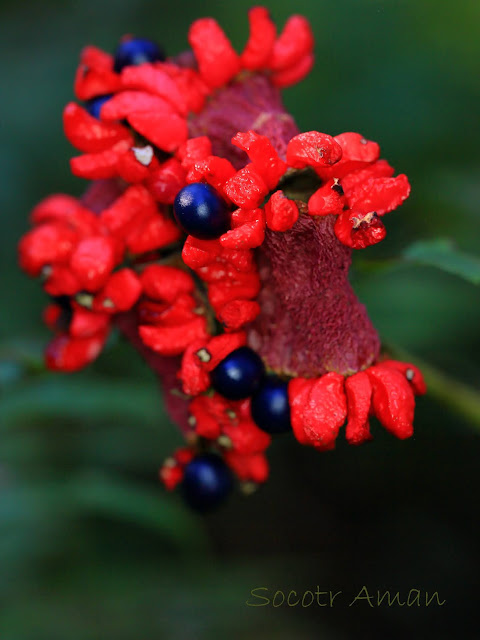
386,343,480,430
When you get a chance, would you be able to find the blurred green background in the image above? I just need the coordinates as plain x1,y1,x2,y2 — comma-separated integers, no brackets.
1,0,480,638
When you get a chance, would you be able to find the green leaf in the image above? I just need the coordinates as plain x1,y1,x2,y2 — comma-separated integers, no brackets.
403,238,480,284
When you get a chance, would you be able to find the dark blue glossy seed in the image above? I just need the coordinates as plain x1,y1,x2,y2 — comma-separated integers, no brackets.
251,375,293,434
84,94,113,119
210,346,265,400
173,182,230,240
181,453,233,512
113,37,165,73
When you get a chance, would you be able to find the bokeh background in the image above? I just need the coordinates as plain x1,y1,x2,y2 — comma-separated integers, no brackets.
1,0,480,638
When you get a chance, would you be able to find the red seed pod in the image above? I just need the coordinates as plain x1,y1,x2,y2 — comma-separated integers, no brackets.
43,264,82,297
286,132,343,170
207,270,261,310
159,463,184,491
380,360,427,396
146,158,187,204
224,165,269,208
199,331,247,372
344,371,373,445
141,294,197,327
43,304,62,331
188,18,241,89
126,211,181,254
341,159,394,193
45,330,108,372
241,7,276,70
162,63,209,114
182,236,222,269
334,209,387,249
222,417,271,455
174,447,195,466
366,365,415,439
189,393,230,439
70,305,110,338
179,339,211,396
176,136,212,170
220,208,265,249
217,299,260,330
231,131,287,190
345,174,411,216
99,90,176,121
186,156,236,198
120,64,187,115
264,190,299,231
74,46,121,101
115,148,154,183
140,265,195,303
224,450,269,483
316,132,380,180
93,268,142,313
69,236,118,292
127,111,188,153
271,53,314,88
30,194,96,232
270,15,314,71
70,140,132,180
63,102,130,154
289,373,347,450
18,223,78,276
139,316,208,356
307,179,345,216
100,184,156,235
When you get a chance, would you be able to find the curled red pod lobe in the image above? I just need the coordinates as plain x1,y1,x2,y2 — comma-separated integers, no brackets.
270,15,314,72
197,331,247,372
366,364,415,439
159,463,184,491
140,265,195,303
30,194,96,231
146,158,187,204
45,330,108,372
222,417,271,456
18,223,78,276
137,296,196,326
99,90,176,120
286,132,343,170
100,184,156,235
93,268,142,313
308,179,345,216
176,137,212,170
127,111,188,153
345,174,411,216
224,451,269,483
241,7,276,70
120,64,187,115
126,211,181,254
43,265,82,297
70,140,132,180
223,165,269,209
69,305,110,338
271,53,314,89
344,371,373,445
69,235,118,292
334,209,387,249
74,46,121,101
231,131,287,190
220,208,265,250
115,148,154,183
264,190,299,231
341,159,394,193
182,236,222,269
187,156,236,198
289,374,347,450
188,18,241,89
179,339,211,396
139,316,208,356
380,360,427,396
63,103,131,154
189,394,229,439
217,299,260,330
316,132,380,180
